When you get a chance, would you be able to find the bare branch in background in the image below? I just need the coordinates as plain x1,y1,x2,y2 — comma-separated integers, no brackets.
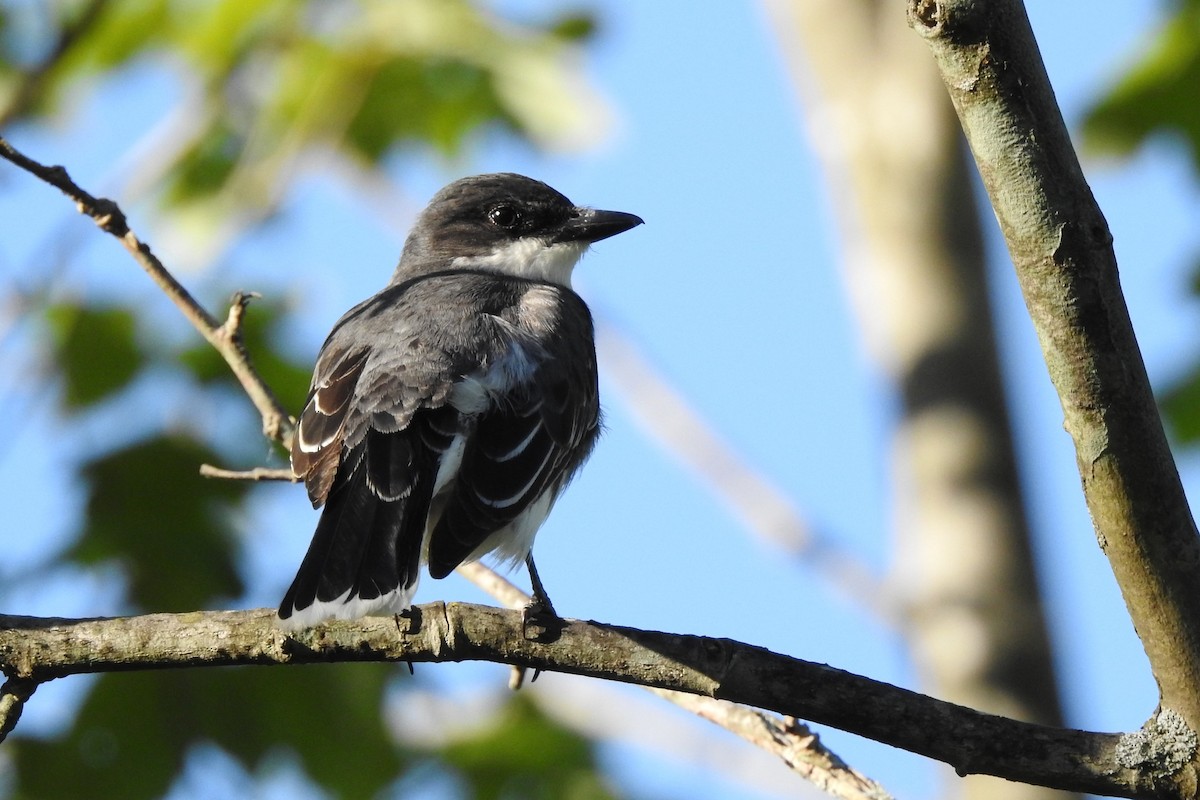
0,677,36,745
457,562,893,800
647,691,893,800
594,320,893,621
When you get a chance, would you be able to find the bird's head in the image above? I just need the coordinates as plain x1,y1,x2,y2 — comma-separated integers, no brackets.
396,173,643,286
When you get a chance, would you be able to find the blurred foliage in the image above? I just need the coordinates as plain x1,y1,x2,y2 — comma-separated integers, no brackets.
0,0,605,226
71,435,247,610
17,665,406,799
437,696,619,800
1161,368,1200,443
1082,0,1200,446
2,1,624,798
44,303,141,409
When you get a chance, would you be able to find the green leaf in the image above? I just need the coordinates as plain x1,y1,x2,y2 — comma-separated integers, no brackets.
1082,1,1200,170
69,435,247,610
16,673,187,800
11,0,603,212
173,0,291,75
221,664,406,793
45,303,144,409
15,664,407,800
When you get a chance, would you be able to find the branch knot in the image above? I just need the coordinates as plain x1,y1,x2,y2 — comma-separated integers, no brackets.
89,197,129,236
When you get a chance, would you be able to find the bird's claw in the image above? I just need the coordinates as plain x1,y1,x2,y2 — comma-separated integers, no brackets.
521,598,563,643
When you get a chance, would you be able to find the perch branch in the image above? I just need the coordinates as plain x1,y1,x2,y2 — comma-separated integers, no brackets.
0,607,1157,797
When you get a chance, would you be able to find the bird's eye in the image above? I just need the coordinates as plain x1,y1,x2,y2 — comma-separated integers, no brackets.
487,205,521,229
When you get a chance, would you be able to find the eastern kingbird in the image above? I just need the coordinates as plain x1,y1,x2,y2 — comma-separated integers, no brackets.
278,173,642,628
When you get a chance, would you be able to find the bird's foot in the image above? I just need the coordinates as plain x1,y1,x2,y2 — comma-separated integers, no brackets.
394,606,420,635
521,596,563,644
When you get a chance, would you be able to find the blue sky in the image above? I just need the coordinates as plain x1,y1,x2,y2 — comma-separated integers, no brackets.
3,1,1198,798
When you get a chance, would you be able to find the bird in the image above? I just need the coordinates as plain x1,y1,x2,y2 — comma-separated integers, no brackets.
278,173,642,629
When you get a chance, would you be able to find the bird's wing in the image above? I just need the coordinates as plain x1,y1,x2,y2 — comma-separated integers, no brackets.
292,345,371,506
426,294,600,578
290,283,470,507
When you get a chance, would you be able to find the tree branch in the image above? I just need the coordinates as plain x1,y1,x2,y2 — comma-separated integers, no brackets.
907,0,1200,759
197,465,300,482
0,606,1169,797
645,690,893,800
0,136,295,445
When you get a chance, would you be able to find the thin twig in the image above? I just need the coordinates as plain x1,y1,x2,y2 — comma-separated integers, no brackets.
648,693,893,800
198,465,299,482
456,562,892,799
0,136,295,445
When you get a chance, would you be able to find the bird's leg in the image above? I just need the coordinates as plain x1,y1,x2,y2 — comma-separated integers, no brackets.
522,553,563,643
525,553,557,617
395,609,418,674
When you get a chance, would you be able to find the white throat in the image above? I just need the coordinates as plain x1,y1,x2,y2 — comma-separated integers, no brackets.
452,238,588,287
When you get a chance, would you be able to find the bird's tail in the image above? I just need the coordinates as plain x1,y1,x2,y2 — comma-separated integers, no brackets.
278,435,428,629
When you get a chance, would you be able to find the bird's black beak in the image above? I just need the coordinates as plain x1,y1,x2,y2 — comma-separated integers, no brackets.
554,207,644,244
